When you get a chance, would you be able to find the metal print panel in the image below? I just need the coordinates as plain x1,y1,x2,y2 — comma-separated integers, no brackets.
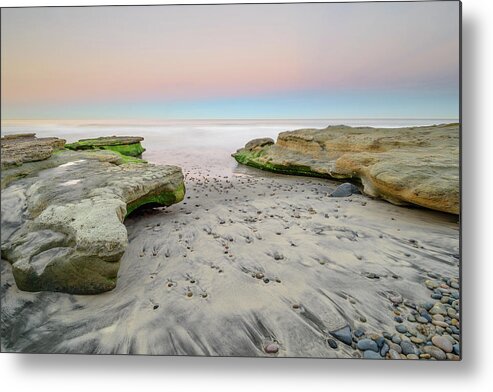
0,1,461,359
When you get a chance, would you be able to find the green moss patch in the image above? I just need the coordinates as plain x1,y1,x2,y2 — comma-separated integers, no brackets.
65,141,145,157
233,149,330,179
126,182,185,217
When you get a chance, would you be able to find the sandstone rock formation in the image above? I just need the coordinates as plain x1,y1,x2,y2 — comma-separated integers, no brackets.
65,136,146,157
233,123,459,214
1,133,66,169
1,134,185,294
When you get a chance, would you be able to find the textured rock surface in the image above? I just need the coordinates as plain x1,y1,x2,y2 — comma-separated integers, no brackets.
1,133,66,169
65,136,146,157
1,138,184,294
233,123,459,214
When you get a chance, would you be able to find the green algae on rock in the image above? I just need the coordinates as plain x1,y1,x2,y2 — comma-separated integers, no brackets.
233,124,459,214
1,134,185,294
65,136,146,157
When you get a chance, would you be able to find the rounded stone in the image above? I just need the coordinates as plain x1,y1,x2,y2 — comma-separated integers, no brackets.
422,345,447,360
375,336,385,349
363,350,382,359
410,336,424,344
429,303,448,315
400,341,418,356
357,338,379,352
446,353,460,360
380,343,390,357
388,342,402,353
425,280,439,290
389,294,403,305
330,183,361,197
264,343,279,354
432,335,453,353
328,339,338,349
432,314,445,322
432,320,449,328
396,324,407,334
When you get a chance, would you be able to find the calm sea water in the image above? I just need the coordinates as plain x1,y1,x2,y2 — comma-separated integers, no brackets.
1,119,457,176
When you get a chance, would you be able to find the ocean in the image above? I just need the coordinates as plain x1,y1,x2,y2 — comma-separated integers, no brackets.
1,118,458,176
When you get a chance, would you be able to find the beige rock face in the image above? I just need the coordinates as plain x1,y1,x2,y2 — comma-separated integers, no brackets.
233,123,459,214
1,136,185,294
1,133,66,169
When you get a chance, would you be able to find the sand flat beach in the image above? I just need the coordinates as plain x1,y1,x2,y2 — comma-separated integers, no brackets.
1,120,460,358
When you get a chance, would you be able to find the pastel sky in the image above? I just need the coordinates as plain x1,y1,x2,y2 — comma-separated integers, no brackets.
1,2,460,120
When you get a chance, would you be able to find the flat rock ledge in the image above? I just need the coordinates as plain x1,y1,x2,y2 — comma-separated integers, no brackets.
65,136,146,157
233,123,459,214
1,134,185,294
1,133,66,169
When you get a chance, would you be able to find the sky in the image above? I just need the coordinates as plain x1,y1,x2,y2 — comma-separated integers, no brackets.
1,2,460,120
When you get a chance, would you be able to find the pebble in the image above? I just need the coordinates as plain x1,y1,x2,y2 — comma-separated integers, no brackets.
264,343,279,354
328,339,338,349
432,314,445,322
432,335,453,353
375,336,385,349
429,303,448,315
406,354,419,360
330,326,353,346
422,345,446,360
425,280,439,290
357,338,379,352
453,343,460,355
400,341,418,356
410,336,424,344
354,328,365,338
388,349,401,360
380,343,390,357
382,332,392,340
388,342,402,354
432,320,448,328
396,324,407,334
407,315,416,322
389,294,403,305
363,350,382,359
416,316,429,324
392,334,402,344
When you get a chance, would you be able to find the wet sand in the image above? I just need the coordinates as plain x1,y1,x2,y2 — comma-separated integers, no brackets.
1,160,459,356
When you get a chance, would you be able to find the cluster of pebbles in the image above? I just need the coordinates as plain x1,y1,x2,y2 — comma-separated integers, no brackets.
328,276,460,360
